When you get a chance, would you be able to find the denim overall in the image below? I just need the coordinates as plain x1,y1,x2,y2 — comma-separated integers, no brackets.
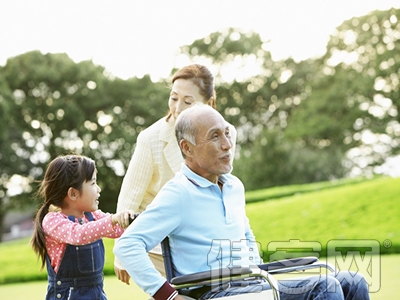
45,212,107,300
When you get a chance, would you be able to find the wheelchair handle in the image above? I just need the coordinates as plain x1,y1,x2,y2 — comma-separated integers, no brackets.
129,212,141,224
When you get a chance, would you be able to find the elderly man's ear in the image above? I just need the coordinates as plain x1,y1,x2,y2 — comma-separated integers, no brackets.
180,139,193,157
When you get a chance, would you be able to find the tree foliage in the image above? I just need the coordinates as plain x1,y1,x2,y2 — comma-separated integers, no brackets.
1,8,399,240
285,8,400,178
0,51,169,239
178,8,400,188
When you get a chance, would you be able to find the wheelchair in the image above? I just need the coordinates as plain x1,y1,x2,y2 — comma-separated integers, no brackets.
161,237,336,300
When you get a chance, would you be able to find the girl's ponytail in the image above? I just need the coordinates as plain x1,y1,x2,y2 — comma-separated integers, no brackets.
30,202,51,270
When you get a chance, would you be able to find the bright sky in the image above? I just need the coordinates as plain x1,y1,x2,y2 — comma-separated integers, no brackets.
1,0,399,81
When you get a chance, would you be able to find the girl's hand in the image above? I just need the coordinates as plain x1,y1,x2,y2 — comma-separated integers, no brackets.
111,210,136,228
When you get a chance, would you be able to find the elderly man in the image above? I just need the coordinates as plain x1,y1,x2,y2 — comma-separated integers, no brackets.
114,104,369,300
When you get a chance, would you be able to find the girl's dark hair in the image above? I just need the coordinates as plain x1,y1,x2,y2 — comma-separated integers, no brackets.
166,64,217,121
30,154,96,270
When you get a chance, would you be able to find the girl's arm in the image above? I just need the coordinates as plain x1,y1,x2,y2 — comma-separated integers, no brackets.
43,211,124,245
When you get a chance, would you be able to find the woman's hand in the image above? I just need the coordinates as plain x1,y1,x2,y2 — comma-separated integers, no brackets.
114,266,131,285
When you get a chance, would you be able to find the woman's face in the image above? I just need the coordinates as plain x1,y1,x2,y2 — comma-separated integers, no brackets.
168,79,206,121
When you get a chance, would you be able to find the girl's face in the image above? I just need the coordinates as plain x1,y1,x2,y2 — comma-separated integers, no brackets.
168,79,207,121
75,171,101,213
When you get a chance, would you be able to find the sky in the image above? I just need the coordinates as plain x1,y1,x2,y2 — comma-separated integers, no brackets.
1,0,400,82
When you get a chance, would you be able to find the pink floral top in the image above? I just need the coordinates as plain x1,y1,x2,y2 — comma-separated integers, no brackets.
43,210,124,273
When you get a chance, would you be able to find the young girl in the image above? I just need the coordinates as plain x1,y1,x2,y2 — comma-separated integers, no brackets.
30,154,135,300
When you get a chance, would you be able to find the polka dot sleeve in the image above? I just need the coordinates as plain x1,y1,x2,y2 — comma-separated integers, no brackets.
43,210,125,273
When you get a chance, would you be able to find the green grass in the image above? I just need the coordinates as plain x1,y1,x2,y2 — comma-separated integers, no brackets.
0,275,149,300
245,176,370,203
0,238,47,283
0,237,120,284
0,175,398,288
1,255,399,299
246,176,400,259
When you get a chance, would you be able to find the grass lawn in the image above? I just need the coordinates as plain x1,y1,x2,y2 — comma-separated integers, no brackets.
0,275,148,300
0,176,398,298
247,176,400,258
0,254,398,299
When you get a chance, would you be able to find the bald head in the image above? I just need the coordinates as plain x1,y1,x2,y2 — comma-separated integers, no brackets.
175,103,223,148
175,103,233,182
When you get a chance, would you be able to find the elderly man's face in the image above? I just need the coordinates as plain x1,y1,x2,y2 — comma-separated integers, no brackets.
187,110,233,183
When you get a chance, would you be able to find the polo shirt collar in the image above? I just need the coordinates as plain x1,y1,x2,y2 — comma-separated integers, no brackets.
181,164,231,187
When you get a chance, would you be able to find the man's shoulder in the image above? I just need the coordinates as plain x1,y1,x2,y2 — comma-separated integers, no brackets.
160,171,199,194
166,171,189,186
151,172,189,206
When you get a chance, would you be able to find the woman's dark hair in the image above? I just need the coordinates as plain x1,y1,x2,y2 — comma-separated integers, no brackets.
30,154,96,269
166,64,216,121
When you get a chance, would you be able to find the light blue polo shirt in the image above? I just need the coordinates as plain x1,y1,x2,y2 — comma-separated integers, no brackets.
114,164,262,296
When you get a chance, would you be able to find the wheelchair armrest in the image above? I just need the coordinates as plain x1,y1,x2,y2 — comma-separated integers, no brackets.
258,256,318,272
171,257,322,285
170,267,253,285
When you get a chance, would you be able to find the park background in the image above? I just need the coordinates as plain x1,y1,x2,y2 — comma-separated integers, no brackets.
0,1,400,299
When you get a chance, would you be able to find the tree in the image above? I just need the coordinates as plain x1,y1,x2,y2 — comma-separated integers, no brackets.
291,7,400,177
178,28,347,188
178,7,400,188
0,51,169,240
0,71,37,239
2,7,399,239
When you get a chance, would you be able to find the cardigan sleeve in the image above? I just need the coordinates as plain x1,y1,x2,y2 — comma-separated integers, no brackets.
116,131,154,214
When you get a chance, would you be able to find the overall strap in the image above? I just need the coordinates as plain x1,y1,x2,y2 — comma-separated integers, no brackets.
84,211,94,221
67,212,94,223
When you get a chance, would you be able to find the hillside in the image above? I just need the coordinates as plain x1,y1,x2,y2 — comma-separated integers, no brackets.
246,176,399,260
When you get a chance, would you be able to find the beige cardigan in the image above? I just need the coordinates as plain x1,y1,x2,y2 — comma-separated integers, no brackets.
116,117,182,214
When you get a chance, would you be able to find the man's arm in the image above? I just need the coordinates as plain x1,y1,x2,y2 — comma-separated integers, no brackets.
244,214,263,265
113,182,182,299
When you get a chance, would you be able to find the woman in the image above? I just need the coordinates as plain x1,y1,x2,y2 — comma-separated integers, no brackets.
114,64,236,284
